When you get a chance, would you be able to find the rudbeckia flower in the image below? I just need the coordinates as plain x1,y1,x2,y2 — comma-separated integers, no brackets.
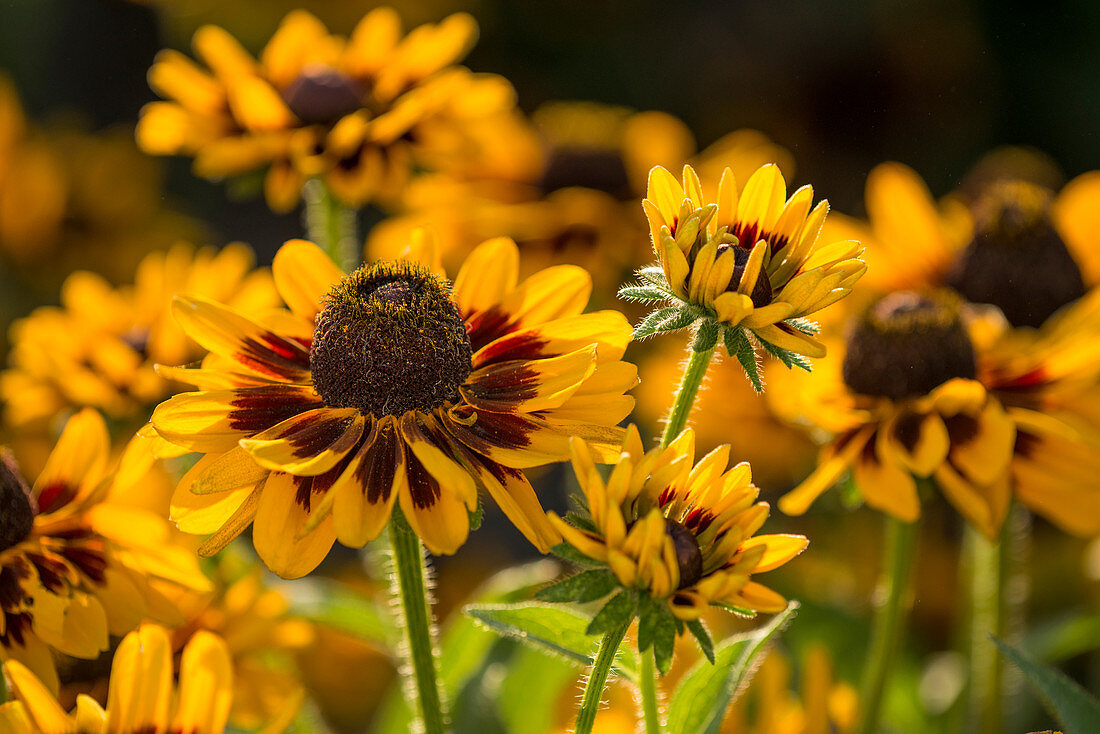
1,243,278,431
546,425,806,669
629,164,865,379
0,624,296,734
151,236,636,576
137,8,515,212
0,410,210,692
776,288,1100,539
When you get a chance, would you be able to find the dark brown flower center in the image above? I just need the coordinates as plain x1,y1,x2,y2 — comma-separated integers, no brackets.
310,262,473,416
842,291,976,399
537,147,632,198
0,450,36,552
723,243,773,307
282,64,365,126
946,181,1085,328
666,519,703,590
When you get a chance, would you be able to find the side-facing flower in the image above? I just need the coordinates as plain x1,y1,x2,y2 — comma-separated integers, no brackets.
2,242,277,430
137,8,514,212
543,426,807,672
625,164,865,388
0,624,296,734
776,288,1100,539
0,409,210,692
152,236,636,576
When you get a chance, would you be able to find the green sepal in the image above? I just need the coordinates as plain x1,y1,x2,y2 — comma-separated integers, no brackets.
723,325,763,393
759,337,813,373
656,307,699,334
636,598,677,675
586,591,638,636
535,569,618,604
686,619,715,664
711,601,758,619
692,320,720,352
636,265,669,287
785,317,821,336
550,543,602,567
633,307,679,339
467,499,484,531
562,511,598,534
618,284,670,302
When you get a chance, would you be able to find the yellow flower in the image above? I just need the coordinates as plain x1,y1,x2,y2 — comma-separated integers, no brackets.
843,161,1100,326
151,236,637,575
550,425,807,621
0,74,201,283
0,410,210,693
724,645,858,734
368,101,793,298
0,624,294,734
638,163,865,361
2,242,278,430
137,8,514,213
777,289,1100,539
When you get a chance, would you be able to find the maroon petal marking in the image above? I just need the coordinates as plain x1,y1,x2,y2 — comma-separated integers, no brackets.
450,408,535,452
361,423,401,505
26,553,71,593
406,455,441,510
62,545,108,585
35,482,76,515
228,386,324,434
292,441,361,512
465,307,519,353
472,330,551,367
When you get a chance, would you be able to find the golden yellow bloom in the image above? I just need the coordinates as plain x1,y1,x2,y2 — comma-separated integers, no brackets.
137,8,514,212
2,243,278,431
777,289,1100,538
0,410,210,692
151,236,636,575
840,161,1100,324
724,645,858,734
639,163,865,360
368,101,792,297
0,75,200,282
0,624,294,734
550,426,807,621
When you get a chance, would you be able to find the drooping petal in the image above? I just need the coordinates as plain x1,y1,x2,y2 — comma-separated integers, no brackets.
272,239,344,322
853,448,921,523
332,419,402,547
397,453,470,555
740,534,810,573
252,472,338,579
935,462,1011,541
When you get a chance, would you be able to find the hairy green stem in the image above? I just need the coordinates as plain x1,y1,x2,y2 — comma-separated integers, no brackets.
576,619,631,734
303,177,358,272
388,510,445,734
660,343,716,448
965,519,1010,734
638,652,662,733
856,516,919,734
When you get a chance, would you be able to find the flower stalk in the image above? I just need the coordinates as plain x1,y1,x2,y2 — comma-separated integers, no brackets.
660,341,716,447
388,509,446,734
303,177,358,273
575,618,632,734
964,514,1014,734
856,516,919,734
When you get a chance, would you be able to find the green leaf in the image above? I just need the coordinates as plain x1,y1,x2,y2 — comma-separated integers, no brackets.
723,325,763,393
656,308,698,334
652,610,677,675
550,542,601,566
666,602,799,734
586,591,638,636
759,338,813,373
687,619,715,664
692,320,720,352
287,578,391,645
993,636,1100,734
535,569,618,603
634,307,679,339
496,646,578,734
465,602,639,683
784,317,821,336
619,284,670,301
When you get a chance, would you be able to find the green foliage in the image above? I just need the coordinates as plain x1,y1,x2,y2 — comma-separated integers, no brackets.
464,602,640,682
692,320,720,352
636,597,678,674
497,647,578,734
723,325,763,392
535,569,618,603
993,636,1100,734
618,283,671,302
634,305,699,340
785,317,821,335
686,619,715,664
550,542,601,566
586,590,638,636
759,336,813,372
665,602,800,734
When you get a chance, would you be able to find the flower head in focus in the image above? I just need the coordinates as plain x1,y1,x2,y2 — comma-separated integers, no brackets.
0,624,297,734
543,426,806,672
137,8,515,212
151,235,636,576
0,410,210,692
624,164,865,390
